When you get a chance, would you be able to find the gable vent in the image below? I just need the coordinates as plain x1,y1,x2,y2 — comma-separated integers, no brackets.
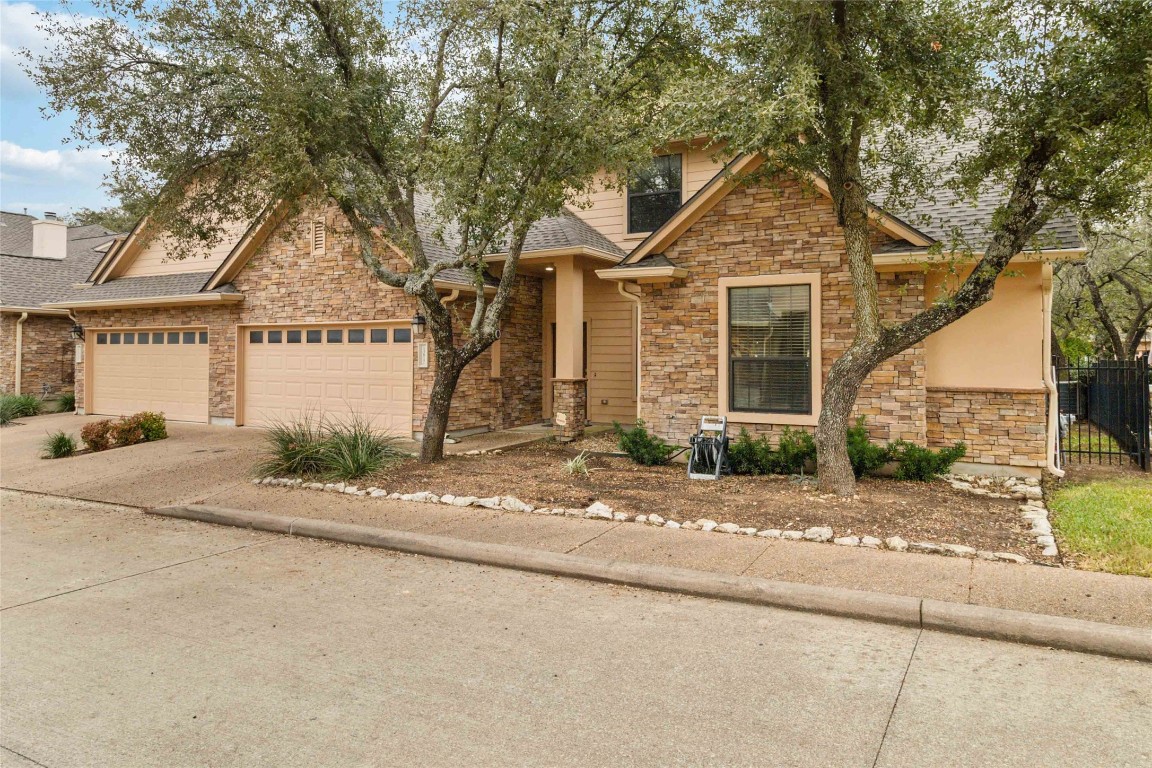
311,221,326,255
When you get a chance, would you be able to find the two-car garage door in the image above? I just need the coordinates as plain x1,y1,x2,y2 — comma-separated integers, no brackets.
88,323,414,433
241,324,413,434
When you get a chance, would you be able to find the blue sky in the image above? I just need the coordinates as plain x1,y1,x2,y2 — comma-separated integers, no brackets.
1,0,116,218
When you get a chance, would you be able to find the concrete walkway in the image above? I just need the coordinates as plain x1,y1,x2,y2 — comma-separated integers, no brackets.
4,492,1151,768
3,413,1150,629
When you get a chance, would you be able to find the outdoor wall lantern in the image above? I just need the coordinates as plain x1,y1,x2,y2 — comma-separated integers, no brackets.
411,313,427,337
69,322,85,341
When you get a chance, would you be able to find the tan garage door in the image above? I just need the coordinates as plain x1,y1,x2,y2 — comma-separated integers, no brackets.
242,324,413,435
91,328,210,422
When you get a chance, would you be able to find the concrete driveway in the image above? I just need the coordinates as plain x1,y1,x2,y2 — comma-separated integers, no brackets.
3,490,1150,768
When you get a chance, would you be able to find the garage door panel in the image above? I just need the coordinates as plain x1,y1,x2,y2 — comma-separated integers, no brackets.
244,325,412,435
91,329,209,423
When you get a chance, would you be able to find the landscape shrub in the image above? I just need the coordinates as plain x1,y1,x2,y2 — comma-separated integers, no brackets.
110,416,145,446
727,428,772,475
774,427,817,474
56,392,77,413
846,417,891,479
42,431,77,459
613,419,675,466
0,393,42,423
133,411,168,442
889,440,967,481
81,419,115,452
727,428,817,476
256,413,403,481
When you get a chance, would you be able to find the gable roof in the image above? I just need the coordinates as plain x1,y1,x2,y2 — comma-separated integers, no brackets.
612,144,1084,271
0,212,122,311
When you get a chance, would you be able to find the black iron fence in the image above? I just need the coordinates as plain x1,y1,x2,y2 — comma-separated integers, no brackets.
1055,355,1151,470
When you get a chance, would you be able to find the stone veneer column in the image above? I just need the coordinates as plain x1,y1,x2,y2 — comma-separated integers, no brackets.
552,378,587,441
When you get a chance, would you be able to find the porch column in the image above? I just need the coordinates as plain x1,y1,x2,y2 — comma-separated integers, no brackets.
552,255,586,441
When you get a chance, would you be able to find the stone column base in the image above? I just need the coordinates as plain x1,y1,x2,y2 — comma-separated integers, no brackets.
551,379,587,441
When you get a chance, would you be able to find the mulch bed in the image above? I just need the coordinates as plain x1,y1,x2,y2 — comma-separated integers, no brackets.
368,441,1048,559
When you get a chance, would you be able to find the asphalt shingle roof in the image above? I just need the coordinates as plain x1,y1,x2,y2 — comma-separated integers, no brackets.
50,272,224,304
0,212,121,308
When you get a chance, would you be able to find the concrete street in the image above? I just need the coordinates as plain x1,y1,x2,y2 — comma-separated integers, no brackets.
2,490,1150,767
2,413,1150,629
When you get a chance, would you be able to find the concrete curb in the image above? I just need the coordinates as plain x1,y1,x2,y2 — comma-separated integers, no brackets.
148,504,1152,663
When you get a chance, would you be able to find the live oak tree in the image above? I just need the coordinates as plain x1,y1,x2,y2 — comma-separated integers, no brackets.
1054,193,1152,361
671,0,1152,494
31,0,687,461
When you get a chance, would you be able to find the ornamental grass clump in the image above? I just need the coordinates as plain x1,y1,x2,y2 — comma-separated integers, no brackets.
0,393,42,423
56,392,77,413
255,413,403,481
42,431,77,459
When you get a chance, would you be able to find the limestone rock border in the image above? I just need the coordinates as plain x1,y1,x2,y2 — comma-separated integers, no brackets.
252,476,1037,566
943,473,1058,558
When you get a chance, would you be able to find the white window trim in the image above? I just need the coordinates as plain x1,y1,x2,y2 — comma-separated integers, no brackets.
717,273,822,426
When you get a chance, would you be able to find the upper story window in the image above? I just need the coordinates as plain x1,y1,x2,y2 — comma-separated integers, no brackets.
627,153,682,234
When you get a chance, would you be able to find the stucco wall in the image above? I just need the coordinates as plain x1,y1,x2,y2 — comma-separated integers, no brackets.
0,313,75,396
638,177,926,445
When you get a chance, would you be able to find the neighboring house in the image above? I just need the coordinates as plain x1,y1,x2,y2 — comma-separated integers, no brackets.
1137,329,1150,359
0,212,121,397
40,140,1081,475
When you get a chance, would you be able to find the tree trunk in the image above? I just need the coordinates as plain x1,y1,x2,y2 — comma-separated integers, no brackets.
816,345,878,495
419,353,464,463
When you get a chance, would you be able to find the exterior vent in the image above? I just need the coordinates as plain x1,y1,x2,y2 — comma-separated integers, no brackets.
311,221,326,255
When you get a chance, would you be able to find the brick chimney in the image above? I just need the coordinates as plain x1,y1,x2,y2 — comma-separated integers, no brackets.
32,212,68,260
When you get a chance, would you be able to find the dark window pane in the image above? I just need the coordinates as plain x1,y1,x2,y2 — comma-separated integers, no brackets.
307,329,322,343
370,328,388,343
124,332,135,344
168,332,180,344
348,329,365,343
728,284,812,415
249,330,264,343
97,333,107,345
152,332,164,344
327,329,343,343
627,154,682,233
138,332,150,344
268,330,282,343
287,330,302,344
182,331,196,345
393,328,411,343
110,332,121,344
199,331,209,344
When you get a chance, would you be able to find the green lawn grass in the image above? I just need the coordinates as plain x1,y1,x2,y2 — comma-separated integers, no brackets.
1049,478,1152,577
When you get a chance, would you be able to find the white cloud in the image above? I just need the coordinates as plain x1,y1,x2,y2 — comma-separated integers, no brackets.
0,139,114,177
1,1,98,97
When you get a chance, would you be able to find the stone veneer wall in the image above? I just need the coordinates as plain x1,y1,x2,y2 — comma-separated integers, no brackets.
639,178,926,445
0,314,76,396
75,202,545,433
498,275,544,429
551,379,587,440
926,388,1049,468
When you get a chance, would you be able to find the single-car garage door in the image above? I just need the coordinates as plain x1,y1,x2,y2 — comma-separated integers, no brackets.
242,324,413,435
91,328,210,422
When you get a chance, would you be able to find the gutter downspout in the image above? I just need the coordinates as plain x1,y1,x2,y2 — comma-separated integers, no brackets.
616,281,642,410
1041,265,1065,478
14,312,28,394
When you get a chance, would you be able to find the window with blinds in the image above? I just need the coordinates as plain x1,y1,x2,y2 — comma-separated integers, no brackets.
728,284,812,415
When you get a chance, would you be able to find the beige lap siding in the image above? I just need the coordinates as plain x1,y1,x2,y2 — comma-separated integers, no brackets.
0,314,75,396
639,177,926,445
926,388,1049,468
